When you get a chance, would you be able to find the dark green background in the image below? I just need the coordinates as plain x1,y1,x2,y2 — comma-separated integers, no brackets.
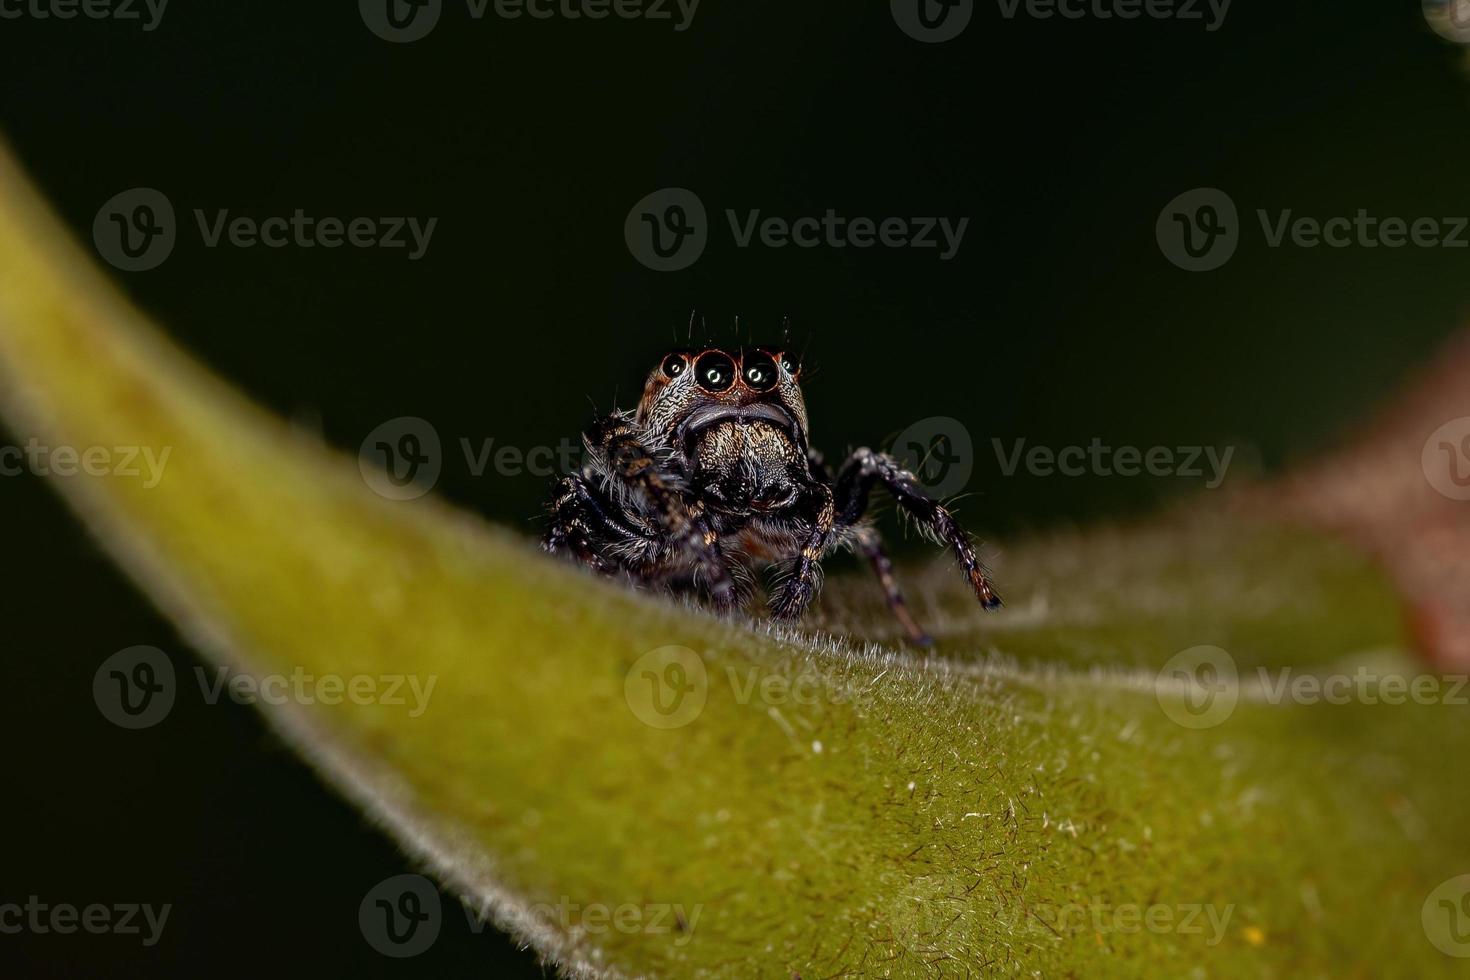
1,1,1467,976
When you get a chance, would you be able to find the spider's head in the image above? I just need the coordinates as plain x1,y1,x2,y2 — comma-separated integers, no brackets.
637,347,809,452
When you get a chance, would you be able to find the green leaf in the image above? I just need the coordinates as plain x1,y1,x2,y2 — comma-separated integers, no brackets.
2,146,1467,977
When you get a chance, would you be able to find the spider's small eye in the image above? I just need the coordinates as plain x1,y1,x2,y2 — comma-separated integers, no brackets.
694,351,735,392
779,353,800,376
661,354,687,379
742,351,778,391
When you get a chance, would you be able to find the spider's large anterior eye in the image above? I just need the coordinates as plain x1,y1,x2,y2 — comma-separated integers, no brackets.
661,354,687,379
694,351,735,392
742,351,778,391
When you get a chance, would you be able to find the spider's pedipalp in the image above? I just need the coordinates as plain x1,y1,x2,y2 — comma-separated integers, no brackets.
765,481,835,621
579,413,737,610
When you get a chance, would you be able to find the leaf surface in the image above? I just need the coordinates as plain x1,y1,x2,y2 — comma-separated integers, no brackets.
1,148,1466,977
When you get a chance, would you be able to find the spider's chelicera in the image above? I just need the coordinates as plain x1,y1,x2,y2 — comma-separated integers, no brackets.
542,347,1000,644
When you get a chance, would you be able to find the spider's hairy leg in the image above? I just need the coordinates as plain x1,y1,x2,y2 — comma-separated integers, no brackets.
585,414,738,610
543,474,660,577
767,482,835,621
851,525,933,646
833,447,1002,610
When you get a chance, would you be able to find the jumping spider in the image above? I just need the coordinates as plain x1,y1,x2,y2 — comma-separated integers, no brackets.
542,347,1000,644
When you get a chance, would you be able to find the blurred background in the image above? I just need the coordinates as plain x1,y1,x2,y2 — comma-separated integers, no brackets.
1,1,1468,975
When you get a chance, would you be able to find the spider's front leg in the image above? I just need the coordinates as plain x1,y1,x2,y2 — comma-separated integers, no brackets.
585,414,739,610
544,473,660,576
851,525,934,646
833,447,1002,610
767,482,835,621
810,445,935,644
